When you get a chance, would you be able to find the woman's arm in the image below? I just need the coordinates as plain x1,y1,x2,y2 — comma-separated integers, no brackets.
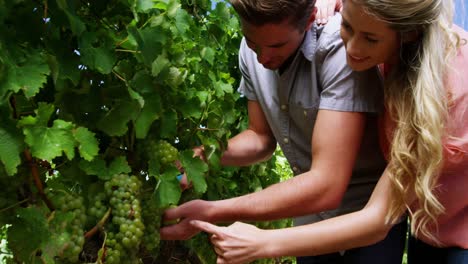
191,170,400,264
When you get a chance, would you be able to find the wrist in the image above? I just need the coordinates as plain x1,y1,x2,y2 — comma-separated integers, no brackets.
260,229,281,259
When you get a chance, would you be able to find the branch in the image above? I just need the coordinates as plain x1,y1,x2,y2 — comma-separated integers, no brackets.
84,208,112,239
0,199,29,213
24,149,55,211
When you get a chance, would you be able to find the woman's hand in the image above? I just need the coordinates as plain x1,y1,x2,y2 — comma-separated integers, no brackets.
191,220,270,264
315,0,342,24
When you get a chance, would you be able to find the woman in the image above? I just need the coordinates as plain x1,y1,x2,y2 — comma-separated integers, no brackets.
191,0,468,263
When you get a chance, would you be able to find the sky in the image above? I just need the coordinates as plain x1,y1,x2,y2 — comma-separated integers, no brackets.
454,0,467,30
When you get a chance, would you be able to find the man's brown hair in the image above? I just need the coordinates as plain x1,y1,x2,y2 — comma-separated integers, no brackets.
230,0,316,30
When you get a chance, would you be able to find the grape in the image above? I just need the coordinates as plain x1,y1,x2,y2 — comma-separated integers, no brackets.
146,139,179,166
140,193,162,253
46,188,87,263
103,174,144,263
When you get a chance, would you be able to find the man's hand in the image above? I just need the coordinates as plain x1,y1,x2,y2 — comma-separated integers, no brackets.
191,220,269,264
160,199,214,240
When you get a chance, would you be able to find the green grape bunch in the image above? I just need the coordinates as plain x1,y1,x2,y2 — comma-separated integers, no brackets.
141,194,162,253
45,188,87,263
103,174,144,263
146,140,179,166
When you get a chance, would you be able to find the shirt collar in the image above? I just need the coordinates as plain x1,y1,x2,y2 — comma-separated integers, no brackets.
300,24,318,62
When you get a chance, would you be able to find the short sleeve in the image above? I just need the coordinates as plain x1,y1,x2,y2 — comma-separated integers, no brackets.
237,39,258,101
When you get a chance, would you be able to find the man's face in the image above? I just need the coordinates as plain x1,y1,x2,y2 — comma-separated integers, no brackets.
241,19,307,70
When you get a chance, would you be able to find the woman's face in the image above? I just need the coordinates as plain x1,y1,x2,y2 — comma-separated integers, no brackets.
340,0,400,71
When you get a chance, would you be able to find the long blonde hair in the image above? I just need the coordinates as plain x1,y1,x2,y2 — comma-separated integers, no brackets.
356,0,463,243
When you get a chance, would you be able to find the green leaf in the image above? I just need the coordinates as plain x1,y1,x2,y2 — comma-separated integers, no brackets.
159,109,177,138
41,212,73,263
56,0,86,36
201,47,215,65
152,54,170,77
135,94,162,139
167,0,181,18
174,9,191,36
79,156,131,180
128,25,167,66
23,119,76,161
79,31,117,74
136,0,155,12
214,80,233,97
0,117,23,175
155,166,181,208
108,156,132,176
79,158,108,179
180,150,208,193
2,50,50,98
179,98,202,119
97,100,140,136
8,207,50,263
148,157,161,177
73,127,99,161
27,102,55,127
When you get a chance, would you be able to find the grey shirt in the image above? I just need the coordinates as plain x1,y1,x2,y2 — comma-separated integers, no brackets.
238,14,387,225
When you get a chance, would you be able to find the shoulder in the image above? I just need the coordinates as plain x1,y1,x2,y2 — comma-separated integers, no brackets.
321,13,342,36
313,14,344,59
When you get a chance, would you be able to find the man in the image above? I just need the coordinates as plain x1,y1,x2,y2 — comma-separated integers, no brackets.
161,0,406,263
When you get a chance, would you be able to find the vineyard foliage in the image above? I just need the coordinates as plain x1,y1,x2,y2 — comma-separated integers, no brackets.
0,0,294,263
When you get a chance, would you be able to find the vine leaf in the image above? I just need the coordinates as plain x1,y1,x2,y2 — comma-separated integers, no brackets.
7,207,51,263
80,156,131,180
23,120,76,161
159,109,177,138
1,49,50,99
97,100,140,136
180,150,208,194
56,0,86,36
19,103,99,162
41,212,74,264
155,166,181,208
78,31,117,74
135,93,162,139
0,116,24,175
73,127,99,161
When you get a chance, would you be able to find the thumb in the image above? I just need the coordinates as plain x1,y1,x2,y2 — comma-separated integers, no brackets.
190,220,225,238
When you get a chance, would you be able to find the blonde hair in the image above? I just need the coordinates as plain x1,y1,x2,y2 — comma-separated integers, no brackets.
355,0,463,243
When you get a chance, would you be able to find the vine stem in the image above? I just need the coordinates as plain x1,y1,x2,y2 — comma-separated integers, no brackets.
84,208,112,239
0,199,29,213
115,48,140,53
24,149,54,211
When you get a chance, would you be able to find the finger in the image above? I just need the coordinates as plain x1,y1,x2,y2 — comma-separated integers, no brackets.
160,219,198,240
190,220,226,239
213,245,225,256
336,0,343,11
327,1,335,17
179,173,191,191
174,160,184,172
316,6,325,24
162,205,182,222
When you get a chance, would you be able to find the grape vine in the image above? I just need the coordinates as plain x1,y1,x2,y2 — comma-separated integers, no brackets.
0,0,294,263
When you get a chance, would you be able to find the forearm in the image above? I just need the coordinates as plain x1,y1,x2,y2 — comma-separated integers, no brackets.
209,170,344,223
220,129,276,167
263,207,392,258
261,172,397,258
